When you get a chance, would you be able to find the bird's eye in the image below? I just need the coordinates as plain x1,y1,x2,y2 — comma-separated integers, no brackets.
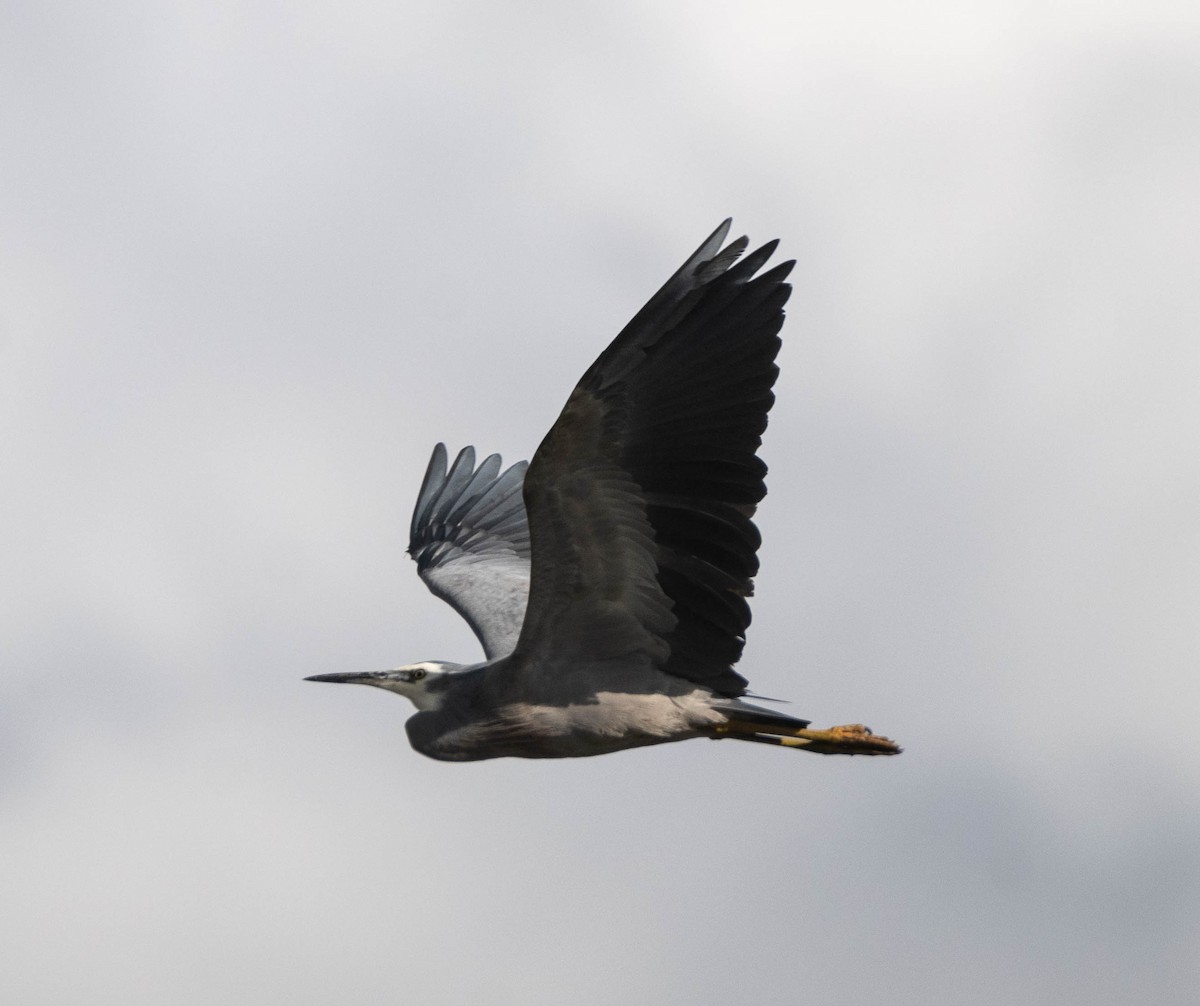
409,669,427,681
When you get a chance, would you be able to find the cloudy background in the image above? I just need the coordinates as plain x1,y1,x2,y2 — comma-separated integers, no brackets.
3,2,1197,1003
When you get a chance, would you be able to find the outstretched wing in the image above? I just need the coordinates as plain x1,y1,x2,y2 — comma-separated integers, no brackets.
509,219,792,697
407,443,531,660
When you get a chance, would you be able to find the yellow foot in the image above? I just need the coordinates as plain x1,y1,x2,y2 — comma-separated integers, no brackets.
789,723,902,755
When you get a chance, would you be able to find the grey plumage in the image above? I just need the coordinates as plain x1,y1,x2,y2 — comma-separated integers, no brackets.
307,220,901,761
407,444,530,660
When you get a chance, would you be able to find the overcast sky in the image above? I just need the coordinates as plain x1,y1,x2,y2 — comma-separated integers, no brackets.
2,2,1198,1004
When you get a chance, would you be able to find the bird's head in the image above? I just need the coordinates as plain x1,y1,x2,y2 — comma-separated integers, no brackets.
305,661,461,711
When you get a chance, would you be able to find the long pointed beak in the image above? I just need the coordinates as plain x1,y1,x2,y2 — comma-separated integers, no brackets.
304,671,392,686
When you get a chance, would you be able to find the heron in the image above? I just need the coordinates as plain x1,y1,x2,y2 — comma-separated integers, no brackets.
307,220,900,761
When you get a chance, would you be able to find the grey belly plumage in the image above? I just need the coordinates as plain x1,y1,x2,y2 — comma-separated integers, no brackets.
406,689,729,761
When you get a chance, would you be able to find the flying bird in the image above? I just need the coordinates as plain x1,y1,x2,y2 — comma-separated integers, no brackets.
307,220,900,761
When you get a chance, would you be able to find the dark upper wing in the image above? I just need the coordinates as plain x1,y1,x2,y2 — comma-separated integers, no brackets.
508,219,792,696
407,443,531,659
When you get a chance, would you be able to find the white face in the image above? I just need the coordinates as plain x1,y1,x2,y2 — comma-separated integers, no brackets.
368,661,451,711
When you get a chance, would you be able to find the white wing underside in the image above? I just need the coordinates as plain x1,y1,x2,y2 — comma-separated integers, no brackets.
408,443,531,660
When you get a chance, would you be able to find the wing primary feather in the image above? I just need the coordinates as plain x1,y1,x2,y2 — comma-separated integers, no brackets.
509,220,791,698
408,443,532,659
409,442,450,545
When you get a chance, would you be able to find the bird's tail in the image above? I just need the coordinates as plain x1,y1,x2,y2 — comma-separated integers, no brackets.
712,702,901,755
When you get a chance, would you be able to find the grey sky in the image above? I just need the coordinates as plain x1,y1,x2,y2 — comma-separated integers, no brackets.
2,2,1197,1004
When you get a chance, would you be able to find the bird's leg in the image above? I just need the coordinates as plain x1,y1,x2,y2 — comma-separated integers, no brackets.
715,720,902,755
